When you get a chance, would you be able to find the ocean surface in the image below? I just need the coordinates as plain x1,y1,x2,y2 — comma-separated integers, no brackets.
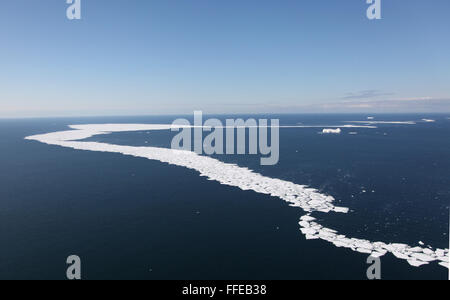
0,114,448,280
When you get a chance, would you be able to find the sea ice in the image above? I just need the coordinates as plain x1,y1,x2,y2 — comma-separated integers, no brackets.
25,124,449,270
322,128,341,134
408,260,429,267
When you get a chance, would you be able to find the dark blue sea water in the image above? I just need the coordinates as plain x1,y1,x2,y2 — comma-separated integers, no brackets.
0,114,448,280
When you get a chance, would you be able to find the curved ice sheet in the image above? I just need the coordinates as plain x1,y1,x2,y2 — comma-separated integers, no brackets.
25,124,449,270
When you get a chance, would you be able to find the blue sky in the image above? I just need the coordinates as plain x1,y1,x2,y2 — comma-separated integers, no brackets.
1,0,449,117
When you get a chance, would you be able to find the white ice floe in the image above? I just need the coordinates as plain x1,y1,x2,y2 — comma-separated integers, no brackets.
297,219,448,269
408,260,429,267
322,128,342,134
346,121,416,125
25,124,449,270
251,125,377,129
280,125,376,129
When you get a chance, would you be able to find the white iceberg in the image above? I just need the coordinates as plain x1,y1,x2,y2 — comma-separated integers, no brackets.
322,128,341,134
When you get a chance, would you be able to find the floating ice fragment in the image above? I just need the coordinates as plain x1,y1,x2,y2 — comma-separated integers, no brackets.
393,252,410,260
422,249,434,256
438,262,449,269
333,241,349,248
301,228,317,235
299,221,311,228
409,247,424,253
300,215,316,222
408,260,429,267
333,207,349,213
322,128,341,134
370,252,385,258
411,253,435,262
356,248,373,254
305,235,320,240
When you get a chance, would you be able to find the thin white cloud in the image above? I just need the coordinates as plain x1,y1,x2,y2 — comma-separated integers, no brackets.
342,90,395,100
